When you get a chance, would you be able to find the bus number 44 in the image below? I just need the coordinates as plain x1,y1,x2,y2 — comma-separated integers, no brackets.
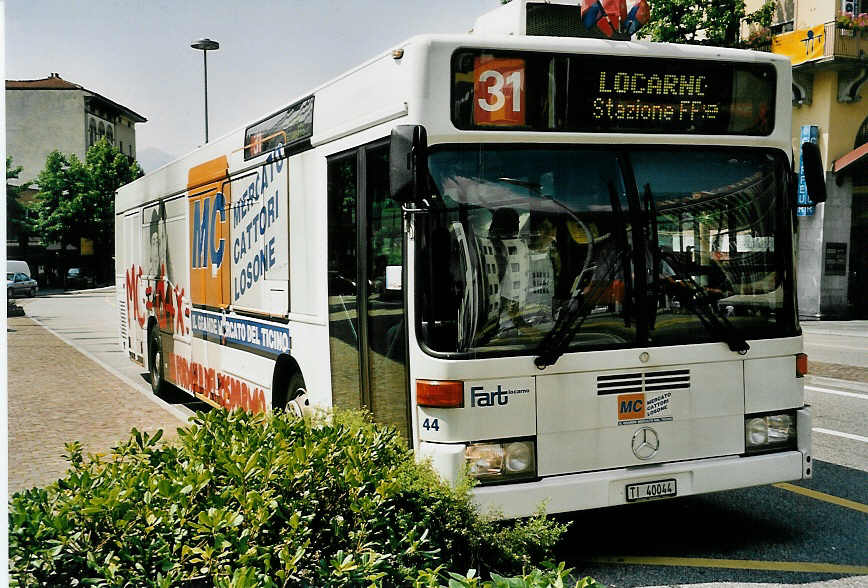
422,418,440,432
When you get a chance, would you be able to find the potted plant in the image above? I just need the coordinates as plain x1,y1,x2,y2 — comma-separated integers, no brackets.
837,12,868,36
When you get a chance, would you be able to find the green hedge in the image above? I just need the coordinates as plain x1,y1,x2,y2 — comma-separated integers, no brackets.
9,409,601,587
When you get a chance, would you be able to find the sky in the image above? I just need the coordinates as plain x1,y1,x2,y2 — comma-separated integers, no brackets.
7,0,499,171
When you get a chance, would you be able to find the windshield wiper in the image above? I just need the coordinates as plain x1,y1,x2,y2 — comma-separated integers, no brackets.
659,250,750,354
533,246,628,369
620,155,649,345
642,183,748,353
534,181,631,369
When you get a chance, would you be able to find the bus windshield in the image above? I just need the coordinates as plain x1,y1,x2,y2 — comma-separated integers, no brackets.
417,145,798,357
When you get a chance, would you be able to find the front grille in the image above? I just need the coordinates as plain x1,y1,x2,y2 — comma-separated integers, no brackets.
597,369,691,395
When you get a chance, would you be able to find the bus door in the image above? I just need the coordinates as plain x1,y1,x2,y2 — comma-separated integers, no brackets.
123,210,144,361
327,141,410,440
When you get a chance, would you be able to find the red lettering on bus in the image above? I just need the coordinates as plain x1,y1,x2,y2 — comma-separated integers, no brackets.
165,354,268,414
174,285,187,335
125,265,145,328
155,270,168,329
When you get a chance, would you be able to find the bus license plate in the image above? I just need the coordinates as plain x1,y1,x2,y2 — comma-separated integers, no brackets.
626,479,677,502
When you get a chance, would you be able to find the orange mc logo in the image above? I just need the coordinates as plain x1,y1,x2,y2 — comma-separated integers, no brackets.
618,393,645,420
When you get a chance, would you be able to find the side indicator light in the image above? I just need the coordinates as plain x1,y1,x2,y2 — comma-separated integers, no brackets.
417,380,464,408
796,353,808,378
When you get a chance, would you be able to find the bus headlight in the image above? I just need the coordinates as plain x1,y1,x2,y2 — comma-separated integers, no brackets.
466,440,536,483
745,413,795,453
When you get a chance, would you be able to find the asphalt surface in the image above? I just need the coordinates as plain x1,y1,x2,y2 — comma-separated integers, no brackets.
802,321,868,368
8,290,868,587
562,458,867,586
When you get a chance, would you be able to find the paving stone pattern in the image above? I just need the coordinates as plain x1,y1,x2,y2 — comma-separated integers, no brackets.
7,317,184,494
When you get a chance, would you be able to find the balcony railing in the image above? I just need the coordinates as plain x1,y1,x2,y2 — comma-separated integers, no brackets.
765,21,868,65
822,21,868,60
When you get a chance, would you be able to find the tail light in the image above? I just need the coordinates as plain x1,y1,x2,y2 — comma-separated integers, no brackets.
796,353,808,378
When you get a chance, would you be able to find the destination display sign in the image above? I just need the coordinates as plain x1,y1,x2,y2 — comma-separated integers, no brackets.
452,51,776,136
244,96,314,160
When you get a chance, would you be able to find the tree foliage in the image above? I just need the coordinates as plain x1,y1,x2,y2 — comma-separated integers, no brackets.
6,156,34,250
644,0,776,47
31,139,143,272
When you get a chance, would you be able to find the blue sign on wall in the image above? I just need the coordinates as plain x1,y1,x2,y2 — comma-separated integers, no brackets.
797,125,819,217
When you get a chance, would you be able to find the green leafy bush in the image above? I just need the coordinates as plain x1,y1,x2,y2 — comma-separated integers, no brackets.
9,409,591,587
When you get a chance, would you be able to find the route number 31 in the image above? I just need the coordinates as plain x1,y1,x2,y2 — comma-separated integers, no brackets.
473,57,526,126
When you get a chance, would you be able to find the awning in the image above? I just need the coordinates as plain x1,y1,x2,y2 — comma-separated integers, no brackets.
833,142,868,175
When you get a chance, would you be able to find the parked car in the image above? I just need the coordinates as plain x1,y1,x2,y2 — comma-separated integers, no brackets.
7,272,38,298
7,260,31,277
66,267,95,289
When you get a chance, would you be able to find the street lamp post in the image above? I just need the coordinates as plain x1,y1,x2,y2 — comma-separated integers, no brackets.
190,38,219,143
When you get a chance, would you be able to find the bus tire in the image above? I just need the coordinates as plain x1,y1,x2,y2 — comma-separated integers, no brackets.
149,326,165,396
284,371,309,418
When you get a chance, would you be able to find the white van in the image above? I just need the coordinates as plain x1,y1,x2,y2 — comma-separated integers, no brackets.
7,260,31,278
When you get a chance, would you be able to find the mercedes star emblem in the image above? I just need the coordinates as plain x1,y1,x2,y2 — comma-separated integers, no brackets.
631,427,660,460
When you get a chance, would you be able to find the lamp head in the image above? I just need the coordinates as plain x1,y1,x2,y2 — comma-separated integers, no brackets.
191,38,219,51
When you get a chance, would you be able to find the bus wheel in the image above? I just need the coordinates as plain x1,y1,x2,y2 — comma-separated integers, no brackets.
284,371,309,418
149,327,165,395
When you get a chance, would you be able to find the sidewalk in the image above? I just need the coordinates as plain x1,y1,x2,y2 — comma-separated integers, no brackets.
7,316,185,494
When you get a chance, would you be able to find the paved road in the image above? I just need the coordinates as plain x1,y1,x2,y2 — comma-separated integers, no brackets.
802,321,868,368
806,375,868,474
8,290,868,587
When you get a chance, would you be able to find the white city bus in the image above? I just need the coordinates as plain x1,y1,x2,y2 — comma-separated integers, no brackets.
116,1,827,517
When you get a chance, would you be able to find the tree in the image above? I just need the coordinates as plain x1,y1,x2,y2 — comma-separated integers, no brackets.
644,0,776,47
6,156,34,253
81,138,144,268
32,139,143,281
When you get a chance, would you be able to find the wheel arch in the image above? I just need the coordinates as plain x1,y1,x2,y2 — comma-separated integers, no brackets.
271,353,303,410
146,316,160,369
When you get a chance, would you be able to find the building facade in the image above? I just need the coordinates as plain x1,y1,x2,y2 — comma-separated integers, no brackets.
746,0,868,318
6,74,146,286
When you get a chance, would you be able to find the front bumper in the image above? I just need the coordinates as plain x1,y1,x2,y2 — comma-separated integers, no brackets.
474,449,807,518
420,407,812,519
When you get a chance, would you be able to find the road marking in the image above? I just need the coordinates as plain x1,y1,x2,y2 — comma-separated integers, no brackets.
774,482,868,514
585,556,868,575
806,385,868,400
813,427,868,444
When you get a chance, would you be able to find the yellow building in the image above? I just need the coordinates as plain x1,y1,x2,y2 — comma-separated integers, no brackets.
746,0,868,318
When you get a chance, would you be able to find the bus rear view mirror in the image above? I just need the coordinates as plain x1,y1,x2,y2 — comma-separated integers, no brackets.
801,142,827,204
390,125,428,204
